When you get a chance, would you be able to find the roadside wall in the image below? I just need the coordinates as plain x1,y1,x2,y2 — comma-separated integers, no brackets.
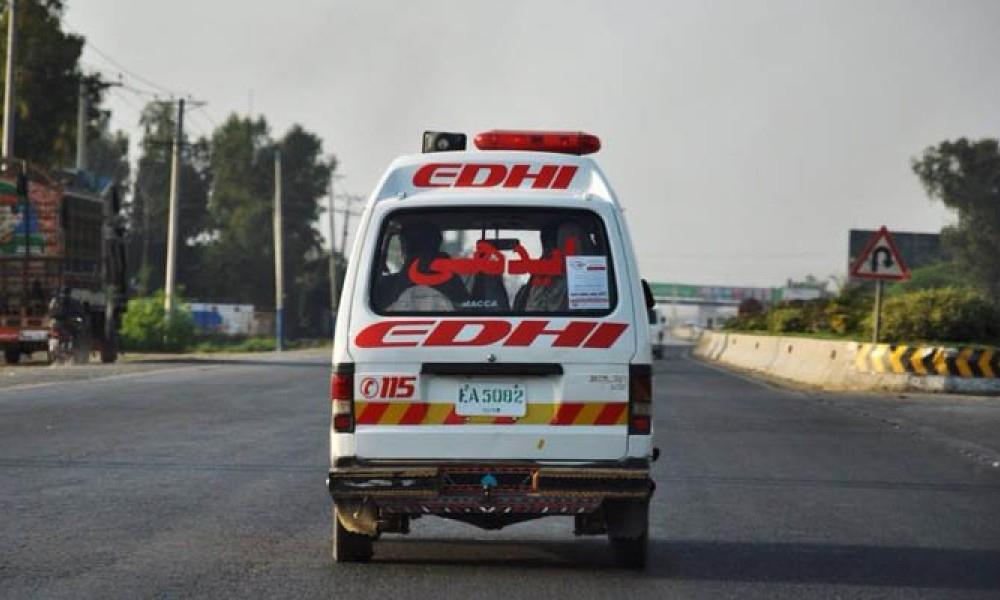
693,331,1000,394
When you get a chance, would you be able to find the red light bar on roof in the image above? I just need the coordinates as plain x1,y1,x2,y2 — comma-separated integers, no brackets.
474,130,601,155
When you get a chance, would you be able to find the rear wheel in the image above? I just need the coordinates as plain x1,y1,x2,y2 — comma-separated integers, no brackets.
605,499,650,569
3,348,20,364
332,503,373,563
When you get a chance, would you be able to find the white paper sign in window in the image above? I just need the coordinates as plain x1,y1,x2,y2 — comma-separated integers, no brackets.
566,255,610,310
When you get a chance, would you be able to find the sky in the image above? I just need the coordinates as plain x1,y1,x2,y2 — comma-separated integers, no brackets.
63,0,1000,288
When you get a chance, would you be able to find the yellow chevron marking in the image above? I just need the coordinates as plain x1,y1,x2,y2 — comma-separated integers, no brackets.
425,403,453,424
956,348,975,378
855,344,873,372
381,403,409,425
572,402,604,426
910,347,929,375
933,349,950,376
889,346,908,374
979,350,996,378
870,345,889,374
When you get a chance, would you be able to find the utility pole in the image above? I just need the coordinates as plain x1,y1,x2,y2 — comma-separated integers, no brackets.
2,0,17,158
163,98,184,317
327,176,338,334
75,78,87,170
273,150,284,351
339,194,363,258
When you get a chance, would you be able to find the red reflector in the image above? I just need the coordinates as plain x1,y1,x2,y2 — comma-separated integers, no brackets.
474,130,601,155
331,373,353,401
333,414,353,432
630,415,651,435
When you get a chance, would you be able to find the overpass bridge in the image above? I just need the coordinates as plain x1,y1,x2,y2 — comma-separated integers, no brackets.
648,282,777,328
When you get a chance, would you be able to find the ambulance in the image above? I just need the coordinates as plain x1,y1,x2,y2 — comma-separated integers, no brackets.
328,130,658,567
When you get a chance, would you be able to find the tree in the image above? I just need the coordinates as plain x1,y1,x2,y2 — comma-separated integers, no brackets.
129,101,211,296
205,115,335,336
912,138,1000,301
86,109,129,185
0,0,87,167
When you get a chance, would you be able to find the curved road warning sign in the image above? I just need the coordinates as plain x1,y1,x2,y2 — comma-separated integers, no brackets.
850,226,911,281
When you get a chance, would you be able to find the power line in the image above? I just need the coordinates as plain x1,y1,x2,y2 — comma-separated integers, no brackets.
83,40,186,98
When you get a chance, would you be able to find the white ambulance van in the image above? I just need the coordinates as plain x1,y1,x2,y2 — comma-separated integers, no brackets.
328,130,658,567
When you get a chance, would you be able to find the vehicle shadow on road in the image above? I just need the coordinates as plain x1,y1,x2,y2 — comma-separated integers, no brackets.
661,540,1000,590
374,538,1000,589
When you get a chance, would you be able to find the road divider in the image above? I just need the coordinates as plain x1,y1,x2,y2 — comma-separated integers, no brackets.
693,331,1000,394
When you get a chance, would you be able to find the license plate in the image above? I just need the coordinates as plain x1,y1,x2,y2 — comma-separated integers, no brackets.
456,382,527,417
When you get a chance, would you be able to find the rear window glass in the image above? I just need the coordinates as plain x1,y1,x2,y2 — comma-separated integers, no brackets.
369,207,616,316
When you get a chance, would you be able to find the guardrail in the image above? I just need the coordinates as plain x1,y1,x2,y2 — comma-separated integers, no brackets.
693,331,1000,394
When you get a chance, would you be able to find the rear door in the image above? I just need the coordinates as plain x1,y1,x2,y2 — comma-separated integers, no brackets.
348,201,635,462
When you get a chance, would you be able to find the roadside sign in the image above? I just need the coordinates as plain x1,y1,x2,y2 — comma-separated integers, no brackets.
849,226,911,281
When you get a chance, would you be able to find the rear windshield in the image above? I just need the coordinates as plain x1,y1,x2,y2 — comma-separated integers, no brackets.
369,207,617,316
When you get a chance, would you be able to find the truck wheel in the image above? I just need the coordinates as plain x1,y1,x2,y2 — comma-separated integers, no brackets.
605,499,650,569
3,349,20,364
332,503,373,563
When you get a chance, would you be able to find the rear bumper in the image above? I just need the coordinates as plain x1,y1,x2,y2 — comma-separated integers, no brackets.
328,460,653,515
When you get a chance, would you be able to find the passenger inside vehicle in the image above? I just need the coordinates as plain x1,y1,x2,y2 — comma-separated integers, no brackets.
374,221,469,312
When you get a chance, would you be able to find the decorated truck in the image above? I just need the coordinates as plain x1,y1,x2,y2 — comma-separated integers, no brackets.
0,159,126,364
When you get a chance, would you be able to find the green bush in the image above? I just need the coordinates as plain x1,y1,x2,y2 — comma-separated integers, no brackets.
723,314,767,331
767,307,806,333
870,287,1000,344
120,291,197,352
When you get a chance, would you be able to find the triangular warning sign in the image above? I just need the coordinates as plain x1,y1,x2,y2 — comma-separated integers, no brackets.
850,226,911,281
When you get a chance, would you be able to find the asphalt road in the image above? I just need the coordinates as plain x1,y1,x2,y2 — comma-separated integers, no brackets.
1,350,999,599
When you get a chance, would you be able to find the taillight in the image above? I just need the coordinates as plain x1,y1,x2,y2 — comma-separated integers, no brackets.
331,364,355,433
628,364,652,435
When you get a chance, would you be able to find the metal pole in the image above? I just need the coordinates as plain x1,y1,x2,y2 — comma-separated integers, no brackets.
164,98,184,317
339,196,351,259
872,279,883,344
2,0,17,158
327,176,338,334
76,78,87,170
273,150,284,351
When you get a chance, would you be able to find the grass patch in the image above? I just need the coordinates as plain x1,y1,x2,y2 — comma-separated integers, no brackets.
190,337,330,353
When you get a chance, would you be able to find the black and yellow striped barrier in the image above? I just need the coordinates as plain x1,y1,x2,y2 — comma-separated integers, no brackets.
855,344,1000,378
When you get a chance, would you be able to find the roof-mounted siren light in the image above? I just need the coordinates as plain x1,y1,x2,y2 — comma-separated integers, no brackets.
422,131,467,153
474,130,601,155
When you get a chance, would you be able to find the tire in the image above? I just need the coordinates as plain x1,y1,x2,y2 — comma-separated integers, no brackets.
3,348,20,364
332,503,373,563
605,499,650,569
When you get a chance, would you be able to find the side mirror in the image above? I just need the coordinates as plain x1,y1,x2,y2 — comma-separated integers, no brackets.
641,279,655,310
16,172,28,196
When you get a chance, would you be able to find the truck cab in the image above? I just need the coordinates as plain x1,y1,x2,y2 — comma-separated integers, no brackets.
328,130,656,567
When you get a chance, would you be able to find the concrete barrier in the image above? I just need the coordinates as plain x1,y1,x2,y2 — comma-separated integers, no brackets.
693,331,1000,394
